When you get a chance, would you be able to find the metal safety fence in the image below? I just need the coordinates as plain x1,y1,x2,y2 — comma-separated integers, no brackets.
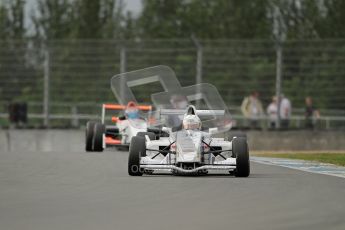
0,39,344,129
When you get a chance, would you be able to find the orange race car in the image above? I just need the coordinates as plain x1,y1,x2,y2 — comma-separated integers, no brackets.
85,101,156,152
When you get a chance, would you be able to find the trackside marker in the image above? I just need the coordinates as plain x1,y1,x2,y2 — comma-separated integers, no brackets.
251,157,345,179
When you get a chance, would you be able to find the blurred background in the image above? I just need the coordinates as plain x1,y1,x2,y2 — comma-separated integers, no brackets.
0,0,344,130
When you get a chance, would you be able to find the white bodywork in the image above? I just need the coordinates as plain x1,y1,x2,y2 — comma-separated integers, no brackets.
140,132,236,173
139,124,237,174
116,119,148,145
103,119,148,148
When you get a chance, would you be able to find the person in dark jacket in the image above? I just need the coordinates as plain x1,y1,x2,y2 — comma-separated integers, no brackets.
305,97,320,130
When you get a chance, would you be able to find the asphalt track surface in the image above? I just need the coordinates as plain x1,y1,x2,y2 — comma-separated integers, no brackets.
0,149,344,230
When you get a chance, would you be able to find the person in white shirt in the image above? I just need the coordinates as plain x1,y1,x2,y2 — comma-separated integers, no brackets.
266,96,278,129
279,96,291,129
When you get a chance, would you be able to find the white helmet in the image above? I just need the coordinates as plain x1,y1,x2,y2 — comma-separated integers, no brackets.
183,114,201,130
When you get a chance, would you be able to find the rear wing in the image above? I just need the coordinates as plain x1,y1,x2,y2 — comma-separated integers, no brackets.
159,109,225,116
101,104,152,124
158,108,231,132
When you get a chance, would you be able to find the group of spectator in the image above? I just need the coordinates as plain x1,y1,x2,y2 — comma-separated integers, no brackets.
241,91,320,130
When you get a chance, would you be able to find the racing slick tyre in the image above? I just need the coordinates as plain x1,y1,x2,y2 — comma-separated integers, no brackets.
137,132,156,140
128,136,146,176
85,121,97,151
233,137,250,177
93,123,105,152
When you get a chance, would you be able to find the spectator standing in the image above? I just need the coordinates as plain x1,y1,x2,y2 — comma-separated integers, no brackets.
8,102,27,128
279,95,291,129
241,91,264,129
267,96,278,129
305,96,320,130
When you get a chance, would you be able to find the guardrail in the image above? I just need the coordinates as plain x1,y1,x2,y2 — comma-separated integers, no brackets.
1,109,345,130
1,101,344,129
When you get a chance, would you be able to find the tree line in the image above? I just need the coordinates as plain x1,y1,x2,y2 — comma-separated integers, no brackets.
1,0,344,41
0,0,344,114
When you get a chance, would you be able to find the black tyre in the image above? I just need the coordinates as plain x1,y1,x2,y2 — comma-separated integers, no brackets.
85,121,97,151
137,132,156,140
233,137,250,177
128,136,146,176
93,123,105,152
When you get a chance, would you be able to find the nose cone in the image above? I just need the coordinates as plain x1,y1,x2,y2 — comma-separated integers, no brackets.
176,150,200,162
176,130,201,163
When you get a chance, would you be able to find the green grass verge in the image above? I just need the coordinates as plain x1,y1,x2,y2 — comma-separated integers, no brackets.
253,153,345,166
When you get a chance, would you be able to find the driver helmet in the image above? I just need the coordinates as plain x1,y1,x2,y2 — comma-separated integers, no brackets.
125,101,139,119
183,114,201,130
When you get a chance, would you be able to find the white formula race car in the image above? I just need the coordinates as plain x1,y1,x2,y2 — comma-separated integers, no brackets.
128,106,249,177
126,74,250,177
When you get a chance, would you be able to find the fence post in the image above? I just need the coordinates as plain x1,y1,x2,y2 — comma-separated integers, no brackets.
191,35,203,85
326,118,330,130
120,46,126,73
196,45,203,86
43,49,50,127
119,46,127,103
275,41,283,129
191,35,203,108
272,3,286,129
71,105,79,128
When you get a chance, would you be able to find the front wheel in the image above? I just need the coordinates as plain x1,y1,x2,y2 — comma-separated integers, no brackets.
233,137,250,177
128,136,146,176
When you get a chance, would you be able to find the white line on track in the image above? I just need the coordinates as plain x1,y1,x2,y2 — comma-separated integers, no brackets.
251,156,345,179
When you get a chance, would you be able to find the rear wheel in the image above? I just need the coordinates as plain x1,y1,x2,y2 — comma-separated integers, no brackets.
233,137,250,177
93,123,105,152
128,136,146,176
137,132,156,140
85,121,97,151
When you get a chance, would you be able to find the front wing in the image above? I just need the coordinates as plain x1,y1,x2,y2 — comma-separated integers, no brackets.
140,156,236,173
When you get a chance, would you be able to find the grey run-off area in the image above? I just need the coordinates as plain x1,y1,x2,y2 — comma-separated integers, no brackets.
0,148,344,230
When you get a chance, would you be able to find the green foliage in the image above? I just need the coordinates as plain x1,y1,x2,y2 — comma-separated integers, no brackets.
0,0,344,123
0,1,38,106
32,0,126,39
0,5,9,39
32,0,74,39
316,0,345,38
139,0,271,39
0,0,25,40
